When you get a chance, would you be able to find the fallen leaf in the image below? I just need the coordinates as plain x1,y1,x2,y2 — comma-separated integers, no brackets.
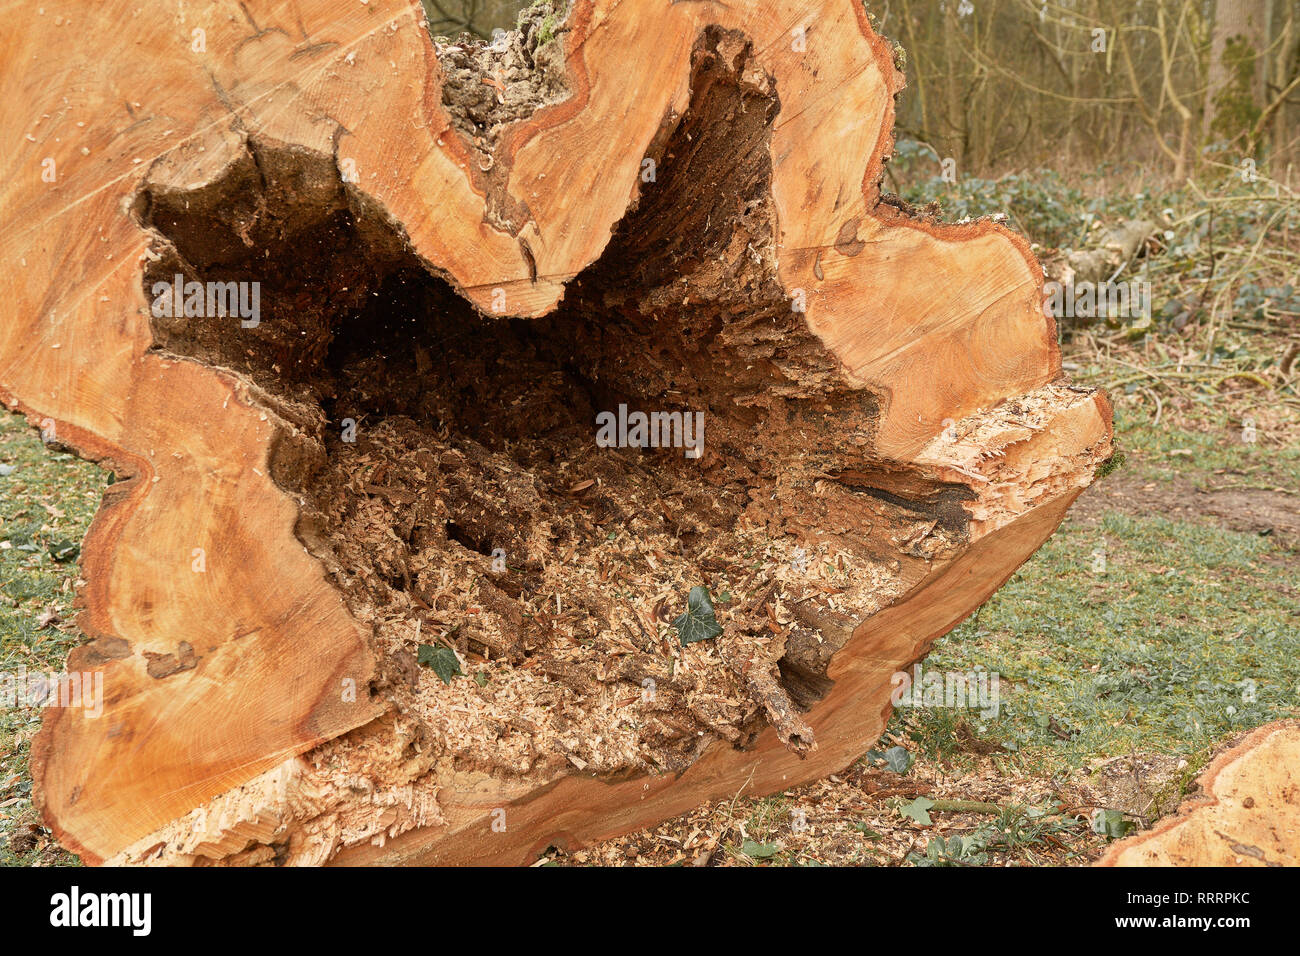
899,796,935,825
741,839,779,860
417,644,462,685
673,586,723,646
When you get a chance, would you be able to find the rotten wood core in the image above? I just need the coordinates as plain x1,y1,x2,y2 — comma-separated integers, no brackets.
134,31,963,780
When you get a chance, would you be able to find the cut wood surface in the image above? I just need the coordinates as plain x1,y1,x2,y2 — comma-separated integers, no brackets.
1,0,1113,865
1099,719,1300,868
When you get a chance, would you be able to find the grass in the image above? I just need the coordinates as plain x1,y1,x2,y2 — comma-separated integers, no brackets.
902,404,1300,774
907,505,1299,770
0,410,104,866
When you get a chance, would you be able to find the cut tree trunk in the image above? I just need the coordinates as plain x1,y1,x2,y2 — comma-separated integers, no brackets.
1099,720,1300,867
2,0,1113,866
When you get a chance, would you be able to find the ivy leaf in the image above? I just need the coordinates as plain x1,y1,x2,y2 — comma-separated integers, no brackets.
1092,809,1135,840
899,796,935,825
864,746,912,773
741,839,778,860
672,585,723,646
48,540,80,562
883,746,913,774
417,643,462,685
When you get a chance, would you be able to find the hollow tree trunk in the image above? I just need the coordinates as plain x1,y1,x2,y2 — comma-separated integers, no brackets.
2,0,1112,866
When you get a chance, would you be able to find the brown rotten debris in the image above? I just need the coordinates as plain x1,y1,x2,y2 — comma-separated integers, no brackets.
1,0,1112,865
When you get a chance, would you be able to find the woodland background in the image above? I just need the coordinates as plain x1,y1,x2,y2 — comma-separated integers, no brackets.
429,0,1298,180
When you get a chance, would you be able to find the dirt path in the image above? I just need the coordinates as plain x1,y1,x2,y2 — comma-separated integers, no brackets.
1071,469,1300,545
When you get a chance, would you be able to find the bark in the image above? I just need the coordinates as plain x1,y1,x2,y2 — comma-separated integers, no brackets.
1,0,1112,866
1203,0,1269,147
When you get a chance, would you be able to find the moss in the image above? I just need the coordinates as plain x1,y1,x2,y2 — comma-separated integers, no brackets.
520,0,565,47
1209,35,1263,147
1095,450,1125,480
537,13,559,47
890,40,907,74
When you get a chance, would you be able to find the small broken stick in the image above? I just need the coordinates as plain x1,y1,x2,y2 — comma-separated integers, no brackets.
744,663,816,757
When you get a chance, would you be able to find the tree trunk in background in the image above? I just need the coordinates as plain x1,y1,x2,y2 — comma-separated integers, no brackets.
3,0,1113,866
1267,5,1298,169
1203,0,1269,150
422,0,528,38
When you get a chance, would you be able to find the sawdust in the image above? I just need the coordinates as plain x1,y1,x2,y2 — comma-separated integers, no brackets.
435,1,572,157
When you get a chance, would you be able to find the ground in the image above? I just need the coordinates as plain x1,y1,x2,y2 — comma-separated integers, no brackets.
3,163,1298,867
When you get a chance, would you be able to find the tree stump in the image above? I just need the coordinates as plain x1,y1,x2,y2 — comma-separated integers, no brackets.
1099,720,1300,867
2,0,1112,865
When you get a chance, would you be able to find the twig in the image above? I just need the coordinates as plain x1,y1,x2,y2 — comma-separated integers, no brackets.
1138,386,1163,427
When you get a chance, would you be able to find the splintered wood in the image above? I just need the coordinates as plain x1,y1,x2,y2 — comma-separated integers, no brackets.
0,0,1113,865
